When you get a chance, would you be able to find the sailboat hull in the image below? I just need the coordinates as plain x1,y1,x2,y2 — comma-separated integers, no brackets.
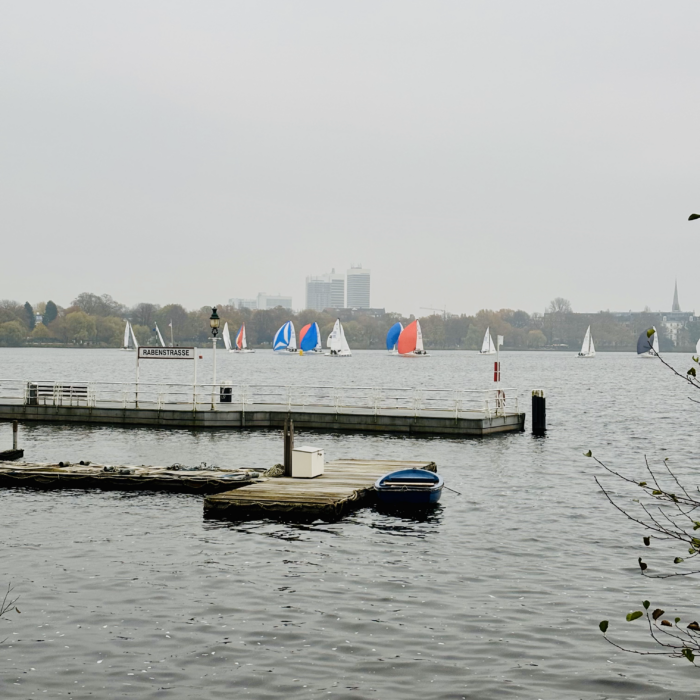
577,353,595,358
397,352,430,358
479,350,496,355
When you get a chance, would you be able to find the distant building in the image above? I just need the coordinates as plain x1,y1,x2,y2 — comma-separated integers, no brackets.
328,307,386,321
305,270,345,311
346,265,370,309
230,293,293,311
661,281,694,345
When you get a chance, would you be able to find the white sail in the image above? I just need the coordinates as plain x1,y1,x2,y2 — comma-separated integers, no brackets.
696,337,700,355
222,322,232,351
480,327,495,354
578,326,595,357
415,320,424,353
329,319,341,352
288,323,297,351
123,321,130,350
339,322,351,356
130,323,138,350
652,326,659,354
155,322,166,348
240,325,247,350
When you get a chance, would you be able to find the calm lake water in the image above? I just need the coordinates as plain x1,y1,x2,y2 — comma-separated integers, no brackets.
1,348,699,699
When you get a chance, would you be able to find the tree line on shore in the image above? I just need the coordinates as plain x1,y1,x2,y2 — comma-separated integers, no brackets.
0,293,695,351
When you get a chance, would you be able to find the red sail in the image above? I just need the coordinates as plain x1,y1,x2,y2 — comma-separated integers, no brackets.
397,320,417,355
298,323,311,346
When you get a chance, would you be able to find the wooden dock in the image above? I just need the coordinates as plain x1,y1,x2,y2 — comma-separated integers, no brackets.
204,459,437,520
0,461,259,494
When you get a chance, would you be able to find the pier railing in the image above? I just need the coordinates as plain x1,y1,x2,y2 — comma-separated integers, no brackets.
0,379,519,418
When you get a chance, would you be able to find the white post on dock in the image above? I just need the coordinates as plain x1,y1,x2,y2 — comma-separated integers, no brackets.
193,349,198,410
135,352,140,407
211,337,218,410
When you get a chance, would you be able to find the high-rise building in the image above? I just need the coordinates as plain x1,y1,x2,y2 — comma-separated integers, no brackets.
346,265,370,309
305,270,345,311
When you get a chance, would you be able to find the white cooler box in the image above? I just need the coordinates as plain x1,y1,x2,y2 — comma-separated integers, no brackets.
291,446,325,478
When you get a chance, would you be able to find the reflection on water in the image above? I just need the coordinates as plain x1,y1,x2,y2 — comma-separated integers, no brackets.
2,349,700,698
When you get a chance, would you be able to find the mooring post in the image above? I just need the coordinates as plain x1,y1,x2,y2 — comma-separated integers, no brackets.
283,416,289,473
532,390,546,436
286,419,295,476
12,420,18,450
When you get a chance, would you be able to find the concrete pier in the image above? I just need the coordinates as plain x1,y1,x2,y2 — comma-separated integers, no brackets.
0,403,524,437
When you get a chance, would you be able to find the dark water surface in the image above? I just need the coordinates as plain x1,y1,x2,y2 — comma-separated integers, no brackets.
1,348,699,698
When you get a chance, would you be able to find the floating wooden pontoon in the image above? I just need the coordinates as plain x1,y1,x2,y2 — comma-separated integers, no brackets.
0,461,258,494
204,459,437,520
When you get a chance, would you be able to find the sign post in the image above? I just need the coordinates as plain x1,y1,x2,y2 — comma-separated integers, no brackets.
136,347,197,409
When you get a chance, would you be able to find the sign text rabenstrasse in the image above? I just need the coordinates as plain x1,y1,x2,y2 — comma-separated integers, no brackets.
138,347,195,360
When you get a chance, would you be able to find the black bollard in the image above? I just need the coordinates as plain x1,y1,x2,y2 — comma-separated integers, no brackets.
532,390,546,435
13,420,18,450
283,417,295,475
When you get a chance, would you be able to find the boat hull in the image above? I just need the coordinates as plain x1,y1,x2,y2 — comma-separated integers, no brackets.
577,352,595,358
397,352,429,358
376,488,442,505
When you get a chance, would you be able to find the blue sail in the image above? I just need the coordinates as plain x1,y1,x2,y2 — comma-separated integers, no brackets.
300,322,319,352
274,321,291,350
386,322,403,351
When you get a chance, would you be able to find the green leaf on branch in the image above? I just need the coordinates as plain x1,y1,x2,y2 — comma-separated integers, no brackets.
688,367,697,377
652,490,662,495
676,617,681,623
584,450,592,457
643,600,650,610
639,481,647,487
693,522,700,531
626,611,644,622
675,557,684,564
652,608,664,620
647,328,656,338
599,620,609,633
682,648,695,663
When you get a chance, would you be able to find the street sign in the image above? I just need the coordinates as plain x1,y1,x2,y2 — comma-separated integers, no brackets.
137,346,195,360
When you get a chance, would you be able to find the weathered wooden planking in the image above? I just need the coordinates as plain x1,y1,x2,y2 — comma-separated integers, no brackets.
204,459,437,520
0,461,257,494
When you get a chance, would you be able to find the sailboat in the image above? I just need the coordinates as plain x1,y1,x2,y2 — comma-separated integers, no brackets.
386,322,403,354
299,322,323,354
327,319,351,357
577,326,595,358
696,337,700,356
273,321,297,353
223,322,233,352
154,322,166,348
637,326,659,358
480,327,496,355
122,321,138,351
235,323,254,353
397,320,429,357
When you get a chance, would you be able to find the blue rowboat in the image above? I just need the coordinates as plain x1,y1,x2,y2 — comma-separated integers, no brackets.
374,469,444,506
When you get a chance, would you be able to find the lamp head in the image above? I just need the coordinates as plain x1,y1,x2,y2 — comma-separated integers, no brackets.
209,307,220,336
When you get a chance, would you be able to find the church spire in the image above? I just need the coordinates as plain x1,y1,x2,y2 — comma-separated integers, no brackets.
672,279,681,312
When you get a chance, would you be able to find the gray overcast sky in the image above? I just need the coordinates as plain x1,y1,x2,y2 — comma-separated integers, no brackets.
2,1,699,316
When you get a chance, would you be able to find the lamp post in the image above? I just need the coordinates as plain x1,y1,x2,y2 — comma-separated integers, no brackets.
210,307,220,409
